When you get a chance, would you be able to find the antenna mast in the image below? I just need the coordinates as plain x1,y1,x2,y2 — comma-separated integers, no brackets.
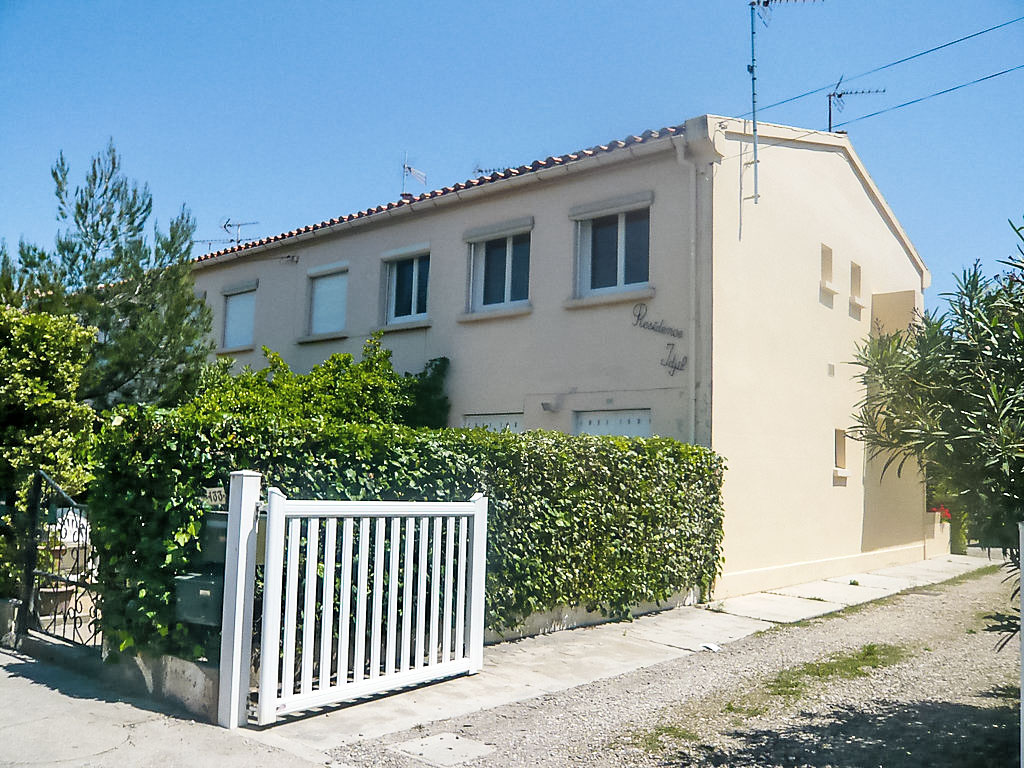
747,1,766,204
746,0,818,205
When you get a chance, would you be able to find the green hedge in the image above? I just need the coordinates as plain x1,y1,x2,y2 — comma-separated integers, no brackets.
91,407,724,657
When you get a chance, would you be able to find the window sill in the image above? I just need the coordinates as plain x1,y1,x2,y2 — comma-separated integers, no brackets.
457,303,533,323
296,331,349,345
833,468,850,481
849,297,866,310
216,344,255,356
819,280,839,296
563,285,655,310
380,318,432,334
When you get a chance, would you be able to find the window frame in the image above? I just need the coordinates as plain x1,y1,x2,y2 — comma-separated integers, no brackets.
306,260,349,337
570,192,653,298
383,246,430,323
221,279,258,351
470,233,531,311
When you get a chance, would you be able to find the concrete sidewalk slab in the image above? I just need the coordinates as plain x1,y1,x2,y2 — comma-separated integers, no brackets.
714,592,847,623
770,579,896,605
624,606,772,651
871,562,971,585
390,732,495,766
825,572,918,591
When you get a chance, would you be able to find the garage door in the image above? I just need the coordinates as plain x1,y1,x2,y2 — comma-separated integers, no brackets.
573,409,652,437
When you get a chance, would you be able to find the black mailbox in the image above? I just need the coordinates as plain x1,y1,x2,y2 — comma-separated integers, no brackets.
173,572,223,627
198,511,228,565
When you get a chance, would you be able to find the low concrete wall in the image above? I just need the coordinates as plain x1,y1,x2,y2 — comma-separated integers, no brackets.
15,632,219,723
484,588,698,644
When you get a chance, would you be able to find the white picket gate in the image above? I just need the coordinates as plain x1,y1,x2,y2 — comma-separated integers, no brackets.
217,471,488,728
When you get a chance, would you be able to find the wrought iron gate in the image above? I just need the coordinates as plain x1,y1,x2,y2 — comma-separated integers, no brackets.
18,470,101,648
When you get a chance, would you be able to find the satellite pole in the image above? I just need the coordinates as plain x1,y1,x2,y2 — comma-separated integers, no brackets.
827,77,886,131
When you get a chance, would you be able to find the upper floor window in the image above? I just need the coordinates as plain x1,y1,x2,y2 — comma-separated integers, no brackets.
222,279,257,349
388,252,429,321
571,191,652,296
308,262,348,335
473,233,530,309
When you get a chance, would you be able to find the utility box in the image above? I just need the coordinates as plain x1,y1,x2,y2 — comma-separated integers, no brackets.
198,512,228,565
174,572,223,627
197,510,267,565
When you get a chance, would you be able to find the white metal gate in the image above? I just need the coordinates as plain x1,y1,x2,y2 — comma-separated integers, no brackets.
217,472,488,728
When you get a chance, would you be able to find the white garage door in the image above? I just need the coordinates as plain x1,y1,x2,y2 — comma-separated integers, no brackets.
462,413,525,432
573,409,652,437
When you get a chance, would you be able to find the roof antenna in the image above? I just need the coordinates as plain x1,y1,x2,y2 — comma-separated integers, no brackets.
401,151,427,198
220,217,259,245
747,0,819,205
827,76,886,131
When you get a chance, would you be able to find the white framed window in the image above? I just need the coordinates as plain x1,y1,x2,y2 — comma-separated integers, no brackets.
573,409,652,437
387,252,430,321
574,203,650,296
471,233,530,310
462,413,525,432
307,262,348,335
222,279,257,349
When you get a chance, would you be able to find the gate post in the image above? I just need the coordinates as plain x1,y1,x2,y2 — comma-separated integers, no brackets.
466,493,488,674
16,471,43,636
218,471,262,729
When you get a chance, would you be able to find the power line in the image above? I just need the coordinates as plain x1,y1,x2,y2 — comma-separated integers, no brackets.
834,63,1024,128
720,63,1024,163
745,14,1024,116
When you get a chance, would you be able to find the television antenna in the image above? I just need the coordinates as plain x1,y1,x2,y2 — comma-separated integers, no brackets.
401,151,427,195
827,76,886,131
747,0,819,204
473,164,503,176
221,218,260,245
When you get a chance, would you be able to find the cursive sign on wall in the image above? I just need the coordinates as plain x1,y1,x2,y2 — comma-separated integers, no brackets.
632,303,684,338
661,343,688,376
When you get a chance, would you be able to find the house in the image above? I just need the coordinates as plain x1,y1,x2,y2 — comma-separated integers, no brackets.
190,115,947,598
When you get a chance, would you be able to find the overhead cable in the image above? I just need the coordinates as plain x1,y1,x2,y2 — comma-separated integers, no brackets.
744,14,1024,116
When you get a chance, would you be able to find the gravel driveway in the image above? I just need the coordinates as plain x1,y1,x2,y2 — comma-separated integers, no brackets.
336,565,1019,768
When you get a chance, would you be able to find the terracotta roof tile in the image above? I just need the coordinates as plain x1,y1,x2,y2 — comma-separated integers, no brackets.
195,123,683,263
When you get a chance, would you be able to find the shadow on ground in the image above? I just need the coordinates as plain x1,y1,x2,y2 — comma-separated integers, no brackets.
1,649,184,718
663,690,1019,768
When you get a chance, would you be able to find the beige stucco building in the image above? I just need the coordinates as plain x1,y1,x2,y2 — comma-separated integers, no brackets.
191,115,947,598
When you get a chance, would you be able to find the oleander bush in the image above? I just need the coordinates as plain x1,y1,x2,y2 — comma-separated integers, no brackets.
90,353,724,658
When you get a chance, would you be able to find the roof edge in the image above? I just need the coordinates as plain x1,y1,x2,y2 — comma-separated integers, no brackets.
705,115,930,290
192,125,684,270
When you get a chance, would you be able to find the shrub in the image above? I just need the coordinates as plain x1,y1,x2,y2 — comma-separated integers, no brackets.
92,401,724,658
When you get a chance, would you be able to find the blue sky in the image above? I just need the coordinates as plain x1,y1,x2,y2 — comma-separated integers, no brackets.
1,1,1021,305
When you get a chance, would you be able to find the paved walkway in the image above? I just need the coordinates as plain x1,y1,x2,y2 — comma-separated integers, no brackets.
0,552,996,767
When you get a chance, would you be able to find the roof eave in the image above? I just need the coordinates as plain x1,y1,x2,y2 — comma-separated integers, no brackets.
192,132,680,271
